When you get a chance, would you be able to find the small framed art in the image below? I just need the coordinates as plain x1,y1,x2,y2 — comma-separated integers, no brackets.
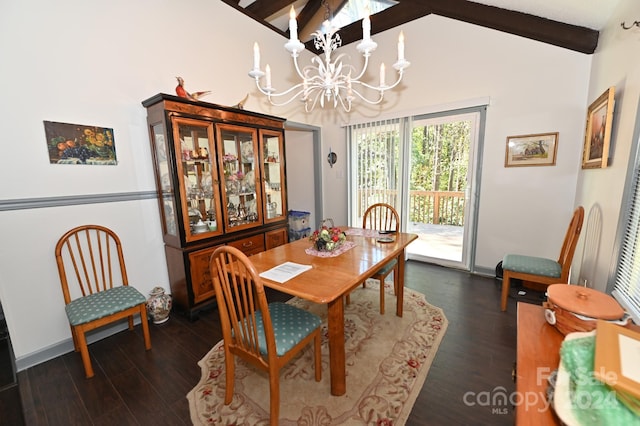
44,121,117,165
582,86,615,169
505,132,559,167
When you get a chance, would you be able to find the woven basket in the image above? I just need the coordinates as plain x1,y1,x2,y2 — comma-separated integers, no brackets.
543,301,598,335
544,284,630,335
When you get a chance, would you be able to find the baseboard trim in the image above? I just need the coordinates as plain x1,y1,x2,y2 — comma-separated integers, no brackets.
473,265,496,278
15,318,141,372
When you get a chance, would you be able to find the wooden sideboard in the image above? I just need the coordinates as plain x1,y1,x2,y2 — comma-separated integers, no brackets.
516,302,564,425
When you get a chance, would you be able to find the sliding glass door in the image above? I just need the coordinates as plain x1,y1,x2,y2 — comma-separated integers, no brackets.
348,107,485,270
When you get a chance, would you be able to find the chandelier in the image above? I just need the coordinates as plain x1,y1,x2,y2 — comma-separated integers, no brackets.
248,2,410,113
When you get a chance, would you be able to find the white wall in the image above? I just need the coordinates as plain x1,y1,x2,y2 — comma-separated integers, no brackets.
318,15,592,272
574,0,640,291
284,129,317,229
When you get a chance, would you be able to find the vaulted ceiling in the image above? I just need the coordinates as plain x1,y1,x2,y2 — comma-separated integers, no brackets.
220,0,608,54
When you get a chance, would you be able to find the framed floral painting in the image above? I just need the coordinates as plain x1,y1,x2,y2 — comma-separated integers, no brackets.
44,121,118,165
582,87,615,169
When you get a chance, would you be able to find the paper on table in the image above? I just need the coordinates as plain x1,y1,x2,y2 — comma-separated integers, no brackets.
259,262,312,283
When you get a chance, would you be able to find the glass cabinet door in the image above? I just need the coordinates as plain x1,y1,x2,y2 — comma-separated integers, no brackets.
217,124,262,231
172,117,223,242
260,129,287,223
150,123,179,240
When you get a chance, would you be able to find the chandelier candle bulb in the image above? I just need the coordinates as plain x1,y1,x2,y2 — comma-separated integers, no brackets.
289,6,299,42
379,63,386,87
363,5,371,41
398,31,405,61
253,42,260,71
265,64,272,89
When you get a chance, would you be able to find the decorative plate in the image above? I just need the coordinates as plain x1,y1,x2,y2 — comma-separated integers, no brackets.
376,237,395,243
241,141,254,162
243,170,255,190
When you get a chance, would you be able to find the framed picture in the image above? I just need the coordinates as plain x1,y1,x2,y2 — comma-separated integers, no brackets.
44,121,117,165
505,132,559,167
582,86,615,169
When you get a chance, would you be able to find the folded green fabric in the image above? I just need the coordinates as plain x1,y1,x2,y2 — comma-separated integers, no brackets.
560,335,640,425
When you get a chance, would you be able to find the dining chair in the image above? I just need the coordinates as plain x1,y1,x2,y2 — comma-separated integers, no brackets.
359,202,401,314
500,206,585,311
55,225,152,378
210,246,321,425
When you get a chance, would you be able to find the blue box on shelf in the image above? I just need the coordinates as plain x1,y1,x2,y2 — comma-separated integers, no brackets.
288,210,310,231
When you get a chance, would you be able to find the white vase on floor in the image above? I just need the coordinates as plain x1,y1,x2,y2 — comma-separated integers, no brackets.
146,286,172,324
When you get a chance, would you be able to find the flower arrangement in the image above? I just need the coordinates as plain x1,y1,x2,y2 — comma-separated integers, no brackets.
222,153,237,163
228,170,244,181
309,226,347,252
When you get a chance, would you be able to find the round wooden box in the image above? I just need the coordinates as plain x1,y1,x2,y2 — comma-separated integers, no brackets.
543,284,629,335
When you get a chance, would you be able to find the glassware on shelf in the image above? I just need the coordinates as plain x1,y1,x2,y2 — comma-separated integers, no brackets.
201,171,213,197
226,179,240,195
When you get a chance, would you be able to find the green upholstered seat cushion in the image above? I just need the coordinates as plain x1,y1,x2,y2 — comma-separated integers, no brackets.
502,254,561,278
65,285,146,326
254,302,321,357
375,258,397,276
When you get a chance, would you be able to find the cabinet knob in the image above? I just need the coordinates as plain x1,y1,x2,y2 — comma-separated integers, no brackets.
243,241,253,248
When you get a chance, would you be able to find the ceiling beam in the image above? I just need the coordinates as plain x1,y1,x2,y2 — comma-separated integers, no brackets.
219,0,287,37
420,0,598,54
246,0,292,20
297,0,324,36
222,0,599,55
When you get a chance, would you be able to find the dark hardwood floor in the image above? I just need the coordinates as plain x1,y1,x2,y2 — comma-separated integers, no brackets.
14,261,522,425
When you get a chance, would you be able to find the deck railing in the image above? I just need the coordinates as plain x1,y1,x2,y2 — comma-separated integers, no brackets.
356,189,465,226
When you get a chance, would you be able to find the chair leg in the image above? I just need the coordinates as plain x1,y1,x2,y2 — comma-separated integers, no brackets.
139,305,152,350
313,331,321,382
393,267,399,295
379,278,385,314
269,366,280,426
501,272,511,312
75,326,94,378
345,294,351,305
70,326,80,352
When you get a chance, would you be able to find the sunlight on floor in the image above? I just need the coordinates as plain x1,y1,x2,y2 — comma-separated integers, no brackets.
406,223,463,262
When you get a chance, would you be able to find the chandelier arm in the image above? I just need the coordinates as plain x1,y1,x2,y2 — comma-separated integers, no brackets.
304,89,325,112
253,79,311,107
336,93,353,112
291,53,308,81
349,87,384,105
353,69,406,93
254,79,308,99
348,53,372,82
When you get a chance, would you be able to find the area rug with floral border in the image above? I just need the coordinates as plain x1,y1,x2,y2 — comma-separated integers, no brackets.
187,279,448,425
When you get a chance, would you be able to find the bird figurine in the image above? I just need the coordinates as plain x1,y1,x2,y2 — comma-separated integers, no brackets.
232,93,249,110
175,77,211,101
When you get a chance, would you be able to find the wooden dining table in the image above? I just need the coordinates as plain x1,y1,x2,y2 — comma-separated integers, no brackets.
248,227,418,396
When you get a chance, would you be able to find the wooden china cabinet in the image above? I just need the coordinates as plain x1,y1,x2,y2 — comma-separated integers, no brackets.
142,94,288,319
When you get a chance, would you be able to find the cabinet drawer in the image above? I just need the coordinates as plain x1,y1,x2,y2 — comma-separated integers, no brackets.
228,234,265,256
265,227,288,249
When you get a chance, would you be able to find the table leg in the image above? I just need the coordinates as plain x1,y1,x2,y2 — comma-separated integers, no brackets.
327,296,346,396
396,250,405,317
